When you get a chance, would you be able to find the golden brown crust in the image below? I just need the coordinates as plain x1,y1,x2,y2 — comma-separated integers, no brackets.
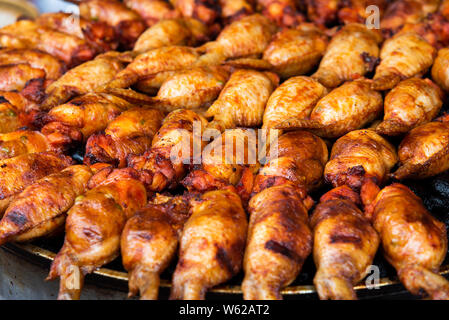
125,0,181,26
370,183,449,299
432,48,449,91
243,184,312,299
0,64,45,92
0,130,49,160
170,190,247,300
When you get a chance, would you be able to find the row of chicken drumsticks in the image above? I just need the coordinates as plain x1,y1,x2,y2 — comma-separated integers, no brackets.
0,0,449,300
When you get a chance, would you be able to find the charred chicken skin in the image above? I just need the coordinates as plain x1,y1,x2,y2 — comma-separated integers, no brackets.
254,130,329,193
0,152,72,214
276,80,383,139
0,20,95,68
311,186,380,300
311,24,382,88
0,165,92,245
121,195,191,299
324,129,398,190
392,120,449,180
84,108,165,167
47,168,147,300
79,0,146,49
365,183,449,299
170,189,247,300
133,18,209,53
206,69,278,132
40,92,135,152
371,32,436,91
376,78,443,136
243,184,313,299
128,109,208,192
263,24,328,79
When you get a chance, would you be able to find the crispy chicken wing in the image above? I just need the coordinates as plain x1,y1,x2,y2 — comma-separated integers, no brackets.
0,165,92,245
36,12,118,53
262,76,327,130
41,92,135,152
242,184,312,299
206,69,278,132
0,49,65,80
0,20,95,68
257,0,305,27
262,24,328,79
0,64,45,92
84,108,165,167
0,152,72,214
42,52,127,109
79,0,146,49
124,0,181,26
311,186,379,300
133,18,208,53
391,120,449,179
380,0,440,36
432,48,449,91
305,0,339,26
311,24,382,88
121,195,191,299
0,130,49,160
254,130,328,193
170,189,247,300
128,109,208,191
0,92,38,133
371,32,436,91
324,129,398,190
376,78,443,136
47,168,147,300
365,183,449,299
276,80,383,139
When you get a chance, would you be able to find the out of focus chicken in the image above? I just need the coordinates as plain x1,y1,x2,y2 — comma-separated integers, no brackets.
220,0,254,23
0,130,49,160
312,186,379,300
380,0,440,36
256,0,305,27
128,109,208,192
0,165,92,246
276,80,383,139
432,48,449,91
84,108,165,167
47,168,147,300
133,18,209,53
324,129,397,191
371,32,436,90
182,128,259,202
391,120,449,180
311,24,382,88
0,49,65,81
440,0,449,19
338,0,387,24
305,0,339,26
0,20,95,68
262,76,327,131
243,184,312,298
79,0,146,49
169,0,221,29
40,92,135,152
0,152,72,214
197,14,277,65
376,78,443,136
263,24,328,79
365,183,449,299
36,12,118,53
0,92,38,133
171,189,247,300
42,52,128,109
206,69,278,132
121,195,191,299
0,64,45,92
124,0,181,26
242,184,312,300
254,130,328,193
